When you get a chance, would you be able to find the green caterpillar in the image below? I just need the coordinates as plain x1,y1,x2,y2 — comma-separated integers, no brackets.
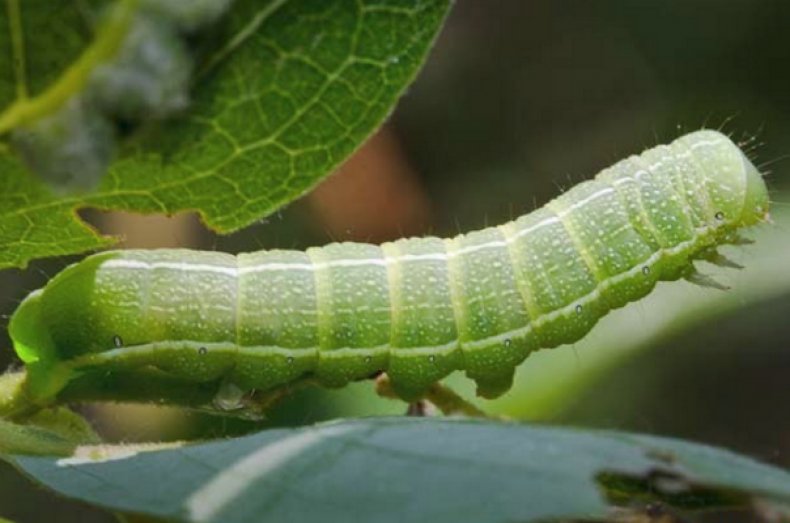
8,130,769,412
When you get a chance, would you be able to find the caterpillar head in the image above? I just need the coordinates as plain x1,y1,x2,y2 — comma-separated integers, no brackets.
9,254,118,401
9,288,67,402
9,289,50,366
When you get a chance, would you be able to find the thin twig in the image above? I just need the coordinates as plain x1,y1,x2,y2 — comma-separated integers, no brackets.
375,374,495,419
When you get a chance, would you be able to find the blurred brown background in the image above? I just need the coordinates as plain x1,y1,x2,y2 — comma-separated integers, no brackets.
1,2,789,521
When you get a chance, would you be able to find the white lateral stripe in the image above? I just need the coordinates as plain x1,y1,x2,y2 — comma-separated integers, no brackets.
102,259,239,276
78,223,720,361
463,225,710,350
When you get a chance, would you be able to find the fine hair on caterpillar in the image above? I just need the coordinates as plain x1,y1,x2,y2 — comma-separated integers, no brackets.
7,130,770,416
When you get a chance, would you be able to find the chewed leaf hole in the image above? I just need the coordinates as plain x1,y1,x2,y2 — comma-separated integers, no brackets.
645,448,676,465
595,468,751,516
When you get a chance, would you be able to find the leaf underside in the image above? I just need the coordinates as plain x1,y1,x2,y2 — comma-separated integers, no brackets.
0,0,451,269
7,418,790,523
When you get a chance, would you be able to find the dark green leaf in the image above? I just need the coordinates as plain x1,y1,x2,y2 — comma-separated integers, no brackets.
8,418,790,522
0,0,451,269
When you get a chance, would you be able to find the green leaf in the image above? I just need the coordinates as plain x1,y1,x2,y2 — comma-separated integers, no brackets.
7,418,790,522
0,410,100,457
0,0,99,108
0,371,100,456
0,0,451,269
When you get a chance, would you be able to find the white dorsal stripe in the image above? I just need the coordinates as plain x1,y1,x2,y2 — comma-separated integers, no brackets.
99,138,723,277
98,191,612,276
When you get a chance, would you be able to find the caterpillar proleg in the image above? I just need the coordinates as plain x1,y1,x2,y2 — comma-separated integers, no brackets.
8,130,770,411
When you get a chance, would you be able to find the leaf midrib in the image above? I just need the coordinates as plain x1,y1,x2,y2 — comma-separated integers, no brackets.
0,0,137,134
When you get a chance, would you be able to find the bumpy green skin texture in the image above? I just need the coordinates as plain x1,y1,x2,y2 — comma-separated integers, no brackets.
9,131,770,405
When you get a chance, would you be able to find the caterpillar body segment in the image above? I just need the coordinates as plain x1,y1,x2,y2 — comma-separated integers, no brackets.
9,130,770,409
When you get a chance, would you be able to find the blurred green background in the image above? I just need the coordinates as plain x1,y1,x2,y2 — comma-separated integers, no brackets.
1,1,789,521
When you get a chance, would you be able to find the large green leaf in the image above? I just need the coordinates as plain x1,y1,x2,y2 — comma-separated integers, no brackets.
7,418,790,522
0,0,451,269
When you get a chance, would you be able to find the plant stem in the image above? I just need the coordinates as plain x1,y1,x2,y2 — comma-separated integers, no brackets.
375,374,494,419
